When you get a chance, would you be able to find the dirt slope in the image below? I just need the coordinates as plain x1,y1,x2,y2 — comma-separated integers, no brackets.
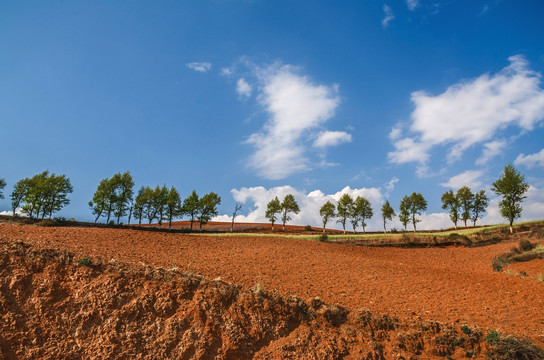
0,223,543,358
0,240,506,359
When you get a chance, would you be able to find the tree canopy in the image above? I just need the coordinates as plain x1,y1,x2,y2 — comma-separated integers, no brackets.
280,194,300,230
381,200,395,233
336,193,353,234
491,164,529,233
11,171,72,219
319,200,336,233
265,197,281,230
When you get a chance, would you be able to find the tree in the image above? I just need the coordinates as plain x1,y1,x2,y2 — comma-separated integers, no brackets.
336,193,353,234
143,186,159,225
265,197,281,231
89,178,112,223
182,190,200,230
11,178,30,216
471,190,488,227
12,171,72,219
280,194,300,231
399,196,411,231
381,200,395,233
153,185,169,227
404,192,427,232
0,178,5,199
133,186,150,226
352,196,373,233
491,164,529,234
165,186,182,229
319,201,336,233
456,186,474,227
42,174,73,219
198,192,221,230
230,203,243,232
112,172,134,225
441,190,460,229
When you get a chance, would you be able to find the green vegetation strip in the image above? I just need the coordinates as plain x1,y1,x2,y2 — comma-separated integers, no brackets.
192,220,544,241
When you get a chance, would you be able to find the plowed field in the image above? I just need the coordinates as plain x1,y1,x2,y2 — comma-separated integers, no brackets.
1,223,543,347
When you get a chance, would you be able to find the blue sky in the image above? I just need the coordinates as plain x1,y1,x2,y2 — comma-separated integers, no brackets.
1,0,543,230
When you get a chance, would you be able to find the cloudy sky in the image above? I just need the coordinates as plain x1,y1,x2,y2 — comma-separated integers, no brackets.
1,1,543,230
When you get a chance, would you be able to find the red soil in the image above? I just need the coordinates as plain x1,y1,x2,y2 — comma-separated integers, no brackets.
140,220,345,233
1,223,543,349
507,259,544,279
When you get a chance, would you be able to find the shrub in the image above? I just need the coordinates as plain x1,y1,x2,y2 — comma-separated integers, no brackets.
489,335,544,359
319,233,328,242
519,271,529,278
492,257,508,272
487,329,500,344
304,225,313,231
519,239,536,252
461,324,471,335
79,257,92,266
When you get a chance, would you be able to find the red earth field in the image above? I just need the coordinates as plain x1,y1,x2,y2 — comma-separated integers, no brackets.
0,221,543,358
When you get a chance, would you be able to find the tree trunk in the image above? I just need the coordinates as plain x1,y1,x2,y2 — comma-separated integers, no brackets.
509,219,514,234
383,218,386,233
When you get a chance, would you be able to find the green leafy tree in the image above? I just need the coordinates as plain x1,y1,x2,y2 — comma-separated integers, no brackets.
182,190,200,230
319,200,336,233
336,193,353,234
399,196,411,231
471,190,489,227
381,200,395,233
404,192,427,232
165,186,182,229
441,190,460,229
11,178,30,216
198,192,221,230
265,196,281,231
456,186,474,227
12,171,72,219
0,178,6,199
112,172,134,225
143,186,159,225
153,185,169,227
89,178,112,223
352,196,373,233
133,186,150,226
491,164,529,234
41,174,73,219
280,194,300,231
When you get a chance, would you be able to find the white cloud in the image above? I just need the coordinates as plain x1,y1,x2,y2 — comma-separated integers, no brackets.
476,139,507,165
514,148,544,168
186,62,212,73
313,131,352,148
407,0,419,11
388,125,402,140
389,55,544,172
385,177,399,197
0,208,24,216
220,67,233,76
246,64,342,180
382,4,395,28
236,78,252,99
441,170,484,190
214,185,383,231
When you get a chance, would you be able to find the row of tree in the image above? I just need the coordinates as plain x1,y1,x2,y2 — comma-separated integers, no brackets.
441,187,488,228
3,171,73,219
88,172,222,230
0,164,531,233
